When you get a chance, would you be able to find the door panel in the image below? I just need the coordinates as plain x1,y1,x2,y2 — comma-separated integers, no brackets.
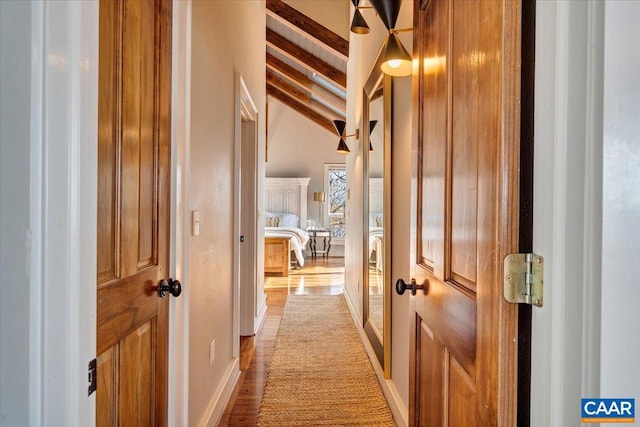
97,0,172,425
410,0,522,425
448,357,476,426
450,0,478,290
97,0,119,284
119,321,154,425
96,348,117,426
419,0,448,277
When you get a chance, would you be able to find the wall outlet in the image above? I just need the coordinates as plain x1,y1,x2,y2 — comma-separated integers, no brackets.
357,279,360,292
209,340,215,365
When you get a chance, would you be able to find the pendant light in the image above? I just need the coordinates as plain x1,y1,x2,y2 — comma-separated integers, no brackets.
368,0,412,77
350,0,370,34
332,120,359,154
368,120,378,151
380,32,412,76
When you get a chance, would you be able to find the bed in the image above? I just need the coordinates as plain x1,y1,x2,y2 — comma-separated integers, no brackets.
264,177,311,276
367,178,385,272
368,223,384,272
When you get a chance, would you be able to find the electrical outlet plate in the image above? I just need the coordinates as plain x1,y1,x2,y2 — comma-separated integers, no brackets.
192,210,200,236
209,340,215,365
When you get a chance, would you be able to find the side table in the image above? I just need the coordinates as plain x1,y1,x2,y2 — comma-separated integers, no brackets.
307,228,332,259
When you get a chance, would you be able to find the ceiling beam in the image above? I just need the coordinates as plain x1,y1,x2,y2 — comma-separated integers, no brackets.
267,84,335,134
267,28,347,90
267,71,345,120
266,0,349,61
266,53,345,115
267,71,310,103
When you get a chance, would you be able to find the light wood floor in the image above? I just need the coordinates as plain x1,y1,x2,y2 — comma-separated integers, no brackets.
218,258,346,426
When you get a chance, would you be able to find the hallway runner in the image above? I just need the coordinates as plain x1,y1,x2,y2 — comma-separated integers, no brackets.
257,295,396,426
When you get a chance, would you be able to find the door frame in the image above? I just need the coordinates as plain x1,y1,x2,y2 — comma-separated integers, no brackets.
168,0,192,426
531,1,604,425
233,73,264,347
21,1,99,425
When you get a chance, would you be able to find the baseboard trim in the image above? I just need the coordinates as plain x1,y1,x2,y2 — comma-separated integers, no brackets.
197,357,241,427
343,293,409,427
254,294,268,334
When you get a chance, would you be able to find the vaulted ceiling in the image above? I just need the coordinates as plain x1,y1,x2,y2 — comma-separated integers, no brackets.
265,0,348,133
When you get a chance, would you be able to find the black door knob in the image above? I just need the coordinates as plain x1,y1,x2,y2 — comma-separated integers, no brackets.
158,278,182,298
395,278,425,296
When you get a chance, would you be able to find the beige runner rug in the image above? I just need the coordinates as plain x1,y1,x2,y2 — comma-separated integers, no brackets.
257,295,396,426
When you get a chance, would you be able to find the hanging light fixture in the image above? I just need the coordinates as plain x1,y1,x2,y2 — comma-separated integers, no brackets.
368,0,413,77
368,120,378,151
350,0,374,34
337,139,351,154
380,31,412,76
332,120,359,154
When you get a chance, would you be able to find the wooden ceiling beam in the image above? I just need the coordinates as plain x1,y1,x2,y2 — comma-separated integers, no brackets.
266,0,349,61
267,28,346,90
266,53,346,115
267,84,336,134
267,71,345,121
266,71,311,104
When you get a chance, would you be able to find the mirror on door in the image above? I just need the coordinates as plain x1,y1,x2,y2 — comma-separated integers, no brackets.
362,62,392,377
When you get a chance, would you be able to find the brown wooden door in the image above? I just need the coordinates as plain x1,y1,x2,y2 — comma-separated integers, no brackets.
408,0,525,425
96,0,172,425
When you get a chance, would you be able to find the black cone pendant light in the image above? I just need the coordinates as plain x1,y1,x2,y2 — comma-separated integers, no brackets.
333,120,356,154
368,0,412,77
331,119,378,153
333,119,347,137
350,0,371,34
351,4,370,34
368,120,378,151
379,32,412,76
337,139,351,154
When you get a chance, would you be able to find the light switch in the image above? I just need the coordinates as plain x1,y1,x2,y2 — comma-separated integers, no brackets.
192,210,200,236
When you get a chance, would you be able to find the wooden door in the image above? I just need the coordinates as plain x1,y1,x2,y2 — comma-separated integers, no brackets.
96,0,172,425
408,0,525,425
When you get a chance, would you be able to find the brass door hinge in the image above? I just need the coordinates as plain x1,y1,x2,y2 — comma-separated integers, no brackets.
504,253,543,307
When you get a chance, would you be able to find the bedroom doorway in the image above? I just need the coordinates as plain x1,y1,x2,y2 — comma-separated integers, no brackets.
233,74,266,356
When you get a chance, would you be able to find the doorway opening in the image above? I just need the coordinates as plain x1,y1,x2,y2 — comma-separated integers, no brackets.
233,74,265,358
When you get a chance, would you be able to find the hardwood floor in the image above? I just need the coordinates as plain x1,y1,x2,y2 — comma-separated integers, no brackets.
218,258,346,426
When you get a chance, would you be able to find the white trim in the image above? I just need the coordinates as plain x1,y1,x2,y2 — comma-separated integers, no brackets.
168,1,192,426
27,1,99,425
580,0,604,399
29,3,45,425
323,163,347,230
196,358,241,427
531,1,604,425
233,77,242,354
240,76,258,122
234,73,261,348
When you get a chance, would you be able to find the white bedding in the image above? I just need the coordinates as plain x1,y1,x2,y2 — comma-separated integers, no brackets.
369,227,384,271
265,227,310,267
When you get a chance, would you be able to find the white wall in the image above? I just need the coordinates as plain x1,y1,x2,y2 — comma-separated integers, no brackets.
601,0,640,402
344,1,413,423
1,2,98,426
188,1,266,425
0,2,33,423
266,97,343,226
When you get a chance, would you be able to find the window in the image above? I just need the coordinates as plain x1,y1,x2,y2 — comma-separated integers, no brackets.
324,164,346,239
